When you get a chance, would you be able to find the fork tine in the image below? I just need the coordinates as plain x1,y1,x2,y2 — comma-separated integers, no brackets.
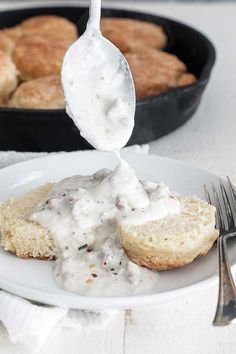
219,179,234,229
204,184,220,231
212,183,225,231
227,176,236,214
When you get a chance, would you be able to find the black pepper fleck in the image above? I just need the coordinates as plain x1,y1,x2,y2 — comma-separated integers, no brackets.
78,244,88,251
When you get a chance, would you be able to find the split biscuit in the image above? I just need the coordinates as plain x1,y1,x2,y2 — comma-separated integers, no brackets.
0,183,55,260
119,197,219,270
0,184,218,270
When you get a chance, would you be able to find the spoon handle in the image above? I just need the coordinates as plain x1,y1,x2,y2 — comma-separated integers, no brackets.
87,0,101,31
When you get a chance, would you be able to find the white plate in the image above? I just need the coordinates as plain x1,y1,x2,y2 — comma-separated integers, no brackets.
0,150,234,310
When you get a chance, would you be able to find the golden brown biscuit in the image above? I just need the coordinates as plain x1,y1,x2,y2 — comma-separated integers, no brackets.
0,31,15,54
177,73,197,87
0,183,55,260
20,15,78,41
101,18,167,53
13,34,72,81
119,197,218,271
0,50,18,105
1,26,23,44
125,49,187,98
8,75,65,109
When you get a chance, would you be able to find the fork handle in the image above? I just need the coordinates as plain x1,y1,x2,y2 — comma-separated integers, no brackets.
213,234,236,326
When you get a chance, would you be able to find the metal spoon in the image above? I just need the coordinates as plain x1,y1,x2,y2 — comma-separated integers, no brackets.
61,0,135,152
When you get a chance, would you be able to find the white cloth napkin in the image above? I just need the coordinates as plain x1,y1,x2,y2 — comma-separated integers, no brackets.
0,290,117,351
0,145,148,351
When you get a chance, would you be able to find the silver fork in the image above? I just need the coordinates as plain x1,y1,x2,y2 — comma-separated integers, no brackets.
205,177,236,326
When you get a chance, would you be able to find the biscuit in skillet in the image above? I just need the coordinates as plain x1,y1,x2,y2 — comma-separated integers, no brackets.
12,34,73,81
0,31,15,54
8,75,65,109
177,73,197,87
125,49,187,98
1,26,23,44
101,18,167,53
19,15,78,41
0,50,18,105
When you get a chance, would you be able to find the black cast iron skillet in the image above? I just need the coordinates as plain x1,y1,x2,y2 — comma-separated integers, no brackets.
0,6,216,152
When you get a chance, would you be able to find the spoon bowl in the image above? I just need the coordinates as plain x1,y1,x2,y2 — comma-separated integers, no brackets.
61,0,135,151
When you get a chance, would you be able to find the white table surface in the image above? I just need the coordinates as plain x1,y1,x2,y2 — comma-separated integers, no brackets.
1,1,236,353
